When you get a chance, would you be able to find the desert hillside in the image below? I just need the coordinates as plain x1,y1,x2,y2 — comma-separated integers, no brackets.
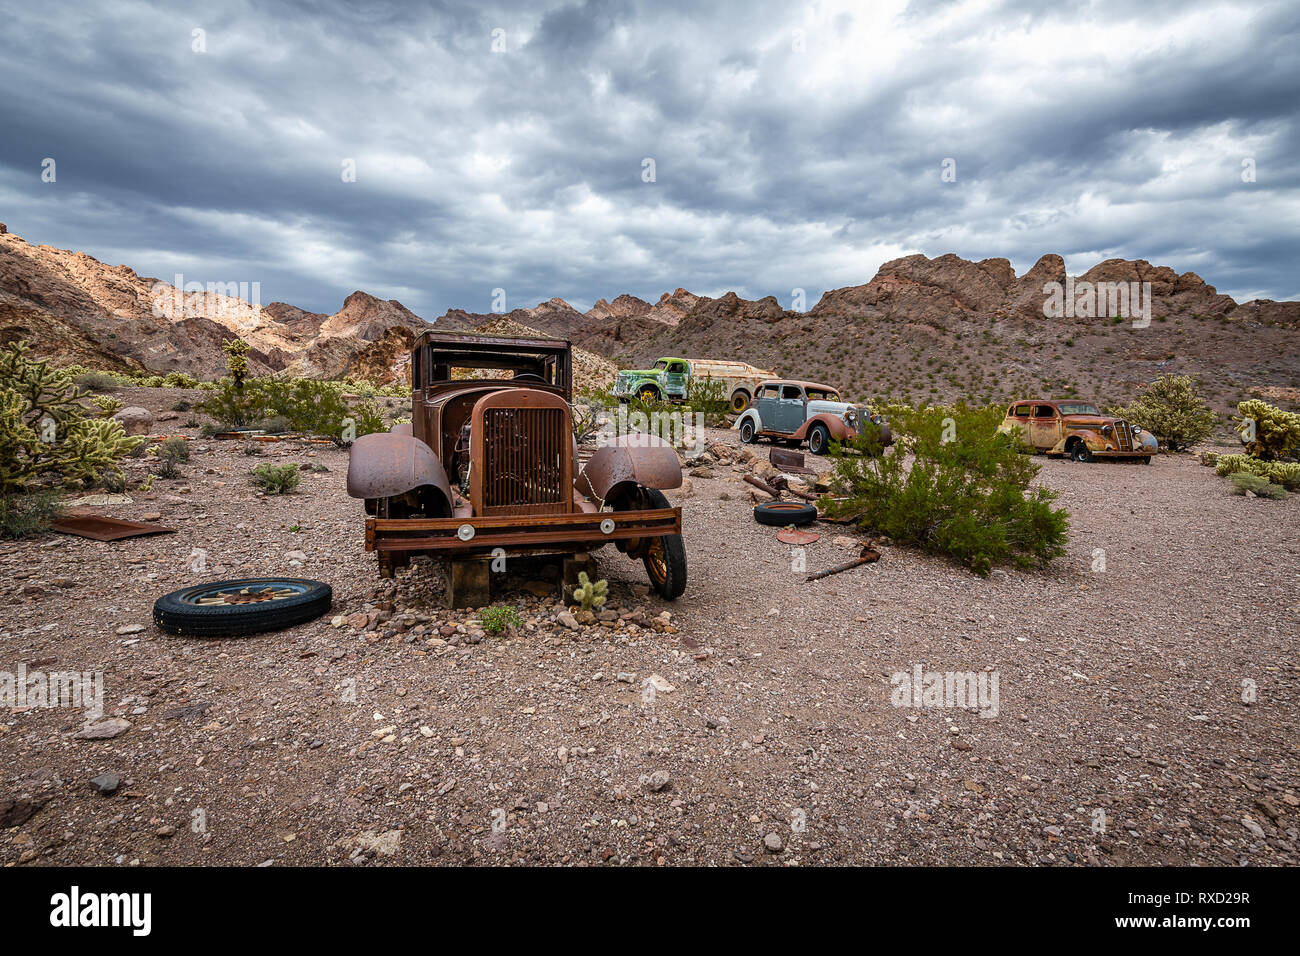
2,222,1296,413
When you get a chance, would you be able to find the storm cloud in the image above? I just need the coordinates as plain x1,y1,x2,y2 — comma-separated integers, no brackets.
1,0,1296,316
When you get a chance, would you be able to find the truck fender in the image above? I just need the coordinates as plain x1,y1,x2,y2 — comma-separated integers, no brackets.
576,433,682,505
346,432,453,516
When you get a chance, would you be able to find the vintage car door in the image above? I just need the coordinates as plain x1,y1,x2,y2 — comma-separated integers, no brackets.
662,360,689,399
1007,403,1033,444
1029,404,1060,450
774,384,806,433
755,384,781,431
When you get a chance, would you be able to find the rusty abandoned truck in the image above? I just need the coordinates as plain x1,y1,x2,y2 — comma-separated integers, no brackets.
346,331,687,605
613,356,775,413
997,400,1157,462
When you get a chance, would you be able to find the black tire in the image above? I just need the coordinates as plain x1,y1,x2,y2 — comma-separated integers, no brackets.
1070,442,1094,463
153,577,332,637
807,424,831,456
739,418,757,443
754,500,818,527
637,488,686,599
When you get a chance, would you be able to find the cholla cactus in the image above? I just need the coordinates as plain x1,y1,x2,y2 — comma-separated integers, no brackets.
572,571,608,611
1234,399,1300,461
89,394,124,417
0,342,143,493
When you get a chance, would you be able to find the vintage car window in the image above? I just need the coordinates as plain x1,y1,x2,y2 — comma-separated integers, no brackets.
1056,403,1100,416
757,385,778,399
668,362,686,373
781,385,803,401
805,388,840,401
1033,405,1056,418
654,360,669,370
1013,404,1031,416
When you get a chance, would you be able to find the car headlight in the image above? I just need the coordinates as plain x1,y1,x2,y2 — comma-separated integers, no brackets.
843,409,857,424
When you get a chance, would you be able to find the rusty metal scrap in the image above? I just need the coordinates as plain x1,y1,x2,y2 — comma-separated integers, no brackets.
805,543,880,581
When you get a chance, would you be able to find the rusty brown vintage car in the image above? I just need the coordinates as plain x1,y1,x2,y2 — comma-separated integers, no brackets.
346,330,687,604
996,399,1158,462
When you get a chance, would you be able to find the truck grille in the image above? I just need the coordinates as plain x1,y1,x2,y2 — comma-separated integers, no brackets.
481,406,566,515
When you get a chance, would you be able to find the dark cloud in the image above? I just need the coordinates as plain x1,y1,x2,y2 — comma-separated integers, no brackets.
0,0,1295,317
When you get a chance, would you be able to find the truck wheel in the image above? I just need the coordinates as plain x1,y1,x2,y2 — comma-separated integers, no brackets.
638,488,686,599
153,578,332,637
739,419,757,443
807,424,831,456
638,386,659,403
753,501,818,527
730,390,750,413
1070,442,1094,463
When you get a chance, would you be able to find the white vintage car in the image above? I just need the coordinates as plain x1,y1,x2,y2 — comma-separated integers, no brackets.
733,379,892,455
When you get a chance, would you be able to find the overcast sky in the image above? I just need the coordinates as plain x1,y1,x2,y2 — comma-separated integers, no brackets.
1,0,1296,318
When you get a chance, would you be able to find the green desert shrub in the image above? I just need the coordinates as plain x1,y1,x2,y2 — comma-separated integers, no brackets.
479,605,525,634
1107,374,1216,452
250,462,301,494
152,437,190,478
824,401,1069,576
1227,473,1287,499
1234,399,1300,461
0,489,63,539
0,342,143,493
88,395,124,417
1214,454,1300,490
73,369,120,391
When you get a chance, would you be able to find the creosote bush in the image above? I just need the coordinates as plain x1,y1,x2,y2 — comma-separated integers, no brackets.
824,401,1069,576
250,462,301,495
1107,374,1216,452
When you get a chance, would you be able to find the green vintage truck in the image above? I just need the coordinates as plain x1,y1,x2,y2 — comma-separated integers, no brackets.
613,357,776,413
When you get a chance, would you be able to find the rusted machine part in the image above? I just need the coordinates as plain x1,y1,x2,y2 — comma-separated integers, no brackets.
769,447,816,475
767,474,819,501
805,543,880,582
743,474,783,498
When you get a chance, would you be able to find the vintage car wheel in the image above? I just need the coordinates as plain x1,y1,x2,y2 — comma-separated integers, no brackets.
1070,442,1094,463
739,419,757,443
729,391,750,414
753,500,818,527
637,488,686,599
807,424,831,456
153,578,332,637
638,386,659,403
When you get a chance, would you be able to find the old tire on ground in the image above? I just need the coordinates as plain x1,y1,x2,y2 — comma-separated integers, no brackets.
730,390,750,414
153,578,332,637
739,419,757,443
807,423,831,456
1070,442,1094,463
637,488,686,599
754,500,818,527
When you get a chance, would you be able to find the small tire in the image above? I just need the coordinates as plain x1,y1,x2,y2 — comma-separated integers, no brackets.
739,419,757,444
807,424,831,456
637,488,687,600
1070,443,1094,463
153,577,332,637
754,500,818,527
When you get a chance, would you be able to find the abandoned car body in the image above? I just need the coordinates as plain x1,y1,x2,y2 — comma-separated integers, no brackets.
733,380,893,455
613,356,775,413
997,400,1157,462
347,331,687,599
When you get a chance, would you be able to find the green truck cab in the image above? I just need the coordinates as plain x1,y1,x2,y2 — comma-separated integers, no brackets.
613,356,776,413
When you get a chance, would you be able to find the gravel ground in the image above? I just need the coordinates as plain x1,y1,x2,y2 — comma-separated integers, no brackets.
2,387,1297,867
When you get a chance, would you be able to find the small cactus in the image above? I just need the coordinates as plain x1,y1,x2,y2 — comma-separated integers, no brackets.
572,571,608,611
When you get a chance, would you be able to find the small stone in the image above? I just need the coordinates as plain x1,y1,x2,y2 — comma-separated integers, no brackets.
90,773,121,795
763,832,784,853
74,718,131,740
115,624,146,635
